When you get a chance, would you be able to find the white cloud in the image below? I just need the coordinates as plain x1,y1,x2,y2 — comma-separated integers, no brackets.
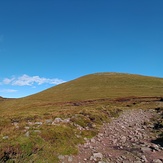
3,77,15,84
0,89,18,93
1,74,66,86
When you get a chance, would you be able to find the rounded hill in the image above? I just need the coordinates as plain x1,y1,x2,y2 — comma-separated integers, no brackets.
25,72,163,102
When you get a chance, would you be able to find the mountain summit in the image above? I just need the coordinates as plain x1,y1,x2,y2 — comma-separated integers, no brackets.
25,72,163,102
0,72,163,162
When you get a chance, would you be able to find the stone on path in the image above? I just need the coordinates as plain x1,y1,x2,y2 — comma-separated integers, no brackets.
152,159,163,163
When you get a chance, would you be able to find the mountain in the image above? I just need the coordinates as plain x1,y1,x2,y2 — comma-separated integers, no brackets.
0,72,163,162
0,72,163,112
25,72,163,101
1,72,163,109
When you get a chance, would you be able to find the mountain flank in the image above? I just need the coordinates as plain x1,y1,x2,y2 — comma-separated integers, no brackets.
0,72,163,115
26,72,163,102
0,72,163,162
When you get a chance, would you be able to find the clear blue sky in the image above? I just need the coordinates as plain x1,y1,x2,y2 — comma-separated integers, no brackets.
0,0,163,98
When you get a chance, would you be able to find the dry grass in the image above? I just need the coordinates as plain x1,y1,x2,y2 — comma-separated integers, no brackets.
0,73,163,162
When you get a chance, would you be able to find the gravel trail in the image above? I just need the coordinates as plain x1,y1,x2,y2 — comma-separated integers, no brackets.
60,108,163,163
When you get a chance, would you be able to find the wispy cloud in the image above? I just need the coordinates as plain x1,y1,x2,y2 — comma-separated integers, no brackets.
1,74,66,86
0,89,18,93
3,77,15,84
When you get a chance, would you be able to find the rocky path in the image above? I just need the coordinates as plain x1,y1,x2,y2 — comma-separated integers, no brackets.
59,108,163,163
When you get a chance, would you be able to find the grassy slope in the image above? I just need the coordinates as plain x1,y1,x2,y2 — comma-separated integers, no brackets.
0,72,163,116
26,72,163,101
0,72,163,162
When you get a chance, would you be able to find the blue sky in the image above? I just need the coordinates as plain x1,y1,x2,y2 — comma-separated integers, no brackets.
0,0,163,98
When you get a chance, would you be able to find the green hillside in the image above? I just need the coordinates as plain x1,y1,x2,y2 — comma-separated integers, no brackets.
1,72,163,112
0,72,163,162
0,72,163,112
23,72,163,102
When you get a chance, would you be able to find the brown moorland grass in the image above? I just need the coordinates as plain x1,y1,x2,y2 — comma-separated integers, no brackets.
1,72,163,114
0,72,163,162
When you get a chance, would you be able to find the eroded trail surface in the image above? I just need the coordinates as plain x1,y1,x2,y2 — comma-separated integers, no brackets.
60,108,163,163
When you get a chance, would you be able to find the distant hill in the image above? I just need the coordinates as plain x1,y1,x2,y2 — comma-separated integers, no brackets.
0,72,163,111
0,96,7,101
0,72,163,162
25,72,163,101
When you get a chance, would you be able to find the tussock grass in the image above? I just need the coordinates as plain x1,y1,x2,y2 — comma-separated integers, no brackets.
0,103,122,162
0,73,163,162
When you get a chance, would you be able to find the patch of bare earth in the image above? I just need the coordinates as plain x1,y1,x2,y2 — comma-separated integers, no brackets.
59,107,163,163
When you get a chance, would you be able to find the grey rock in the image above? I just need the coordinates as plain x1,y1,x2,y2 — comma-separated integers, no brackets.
121,155,126,159
53,118,63,123
141,147,151,153
76,134,81,138
90,156,94,161
28,121,33,125
3,136,9,140
13,122,19,128
97,138,101,142
25,131,29,137
35,122,43,125
90,145,93,149
85,126,89,130
121,136,127,143
113,139,117,144
93,152,103,160
83,143,89,149
45,119,53,124
13,122,19,125
151,144,161,151
91,138,96,143
152,159,163,163
62,118,70,123
68,156,73,162
92,124,96,128
58,155,64,160
76,125,84,131
98,133,104,137
24,126,30,130
141,155,148,162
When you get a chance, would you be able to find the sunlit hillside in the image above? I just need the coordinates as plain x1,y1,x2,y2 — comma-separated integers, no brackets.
0,72,163,162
